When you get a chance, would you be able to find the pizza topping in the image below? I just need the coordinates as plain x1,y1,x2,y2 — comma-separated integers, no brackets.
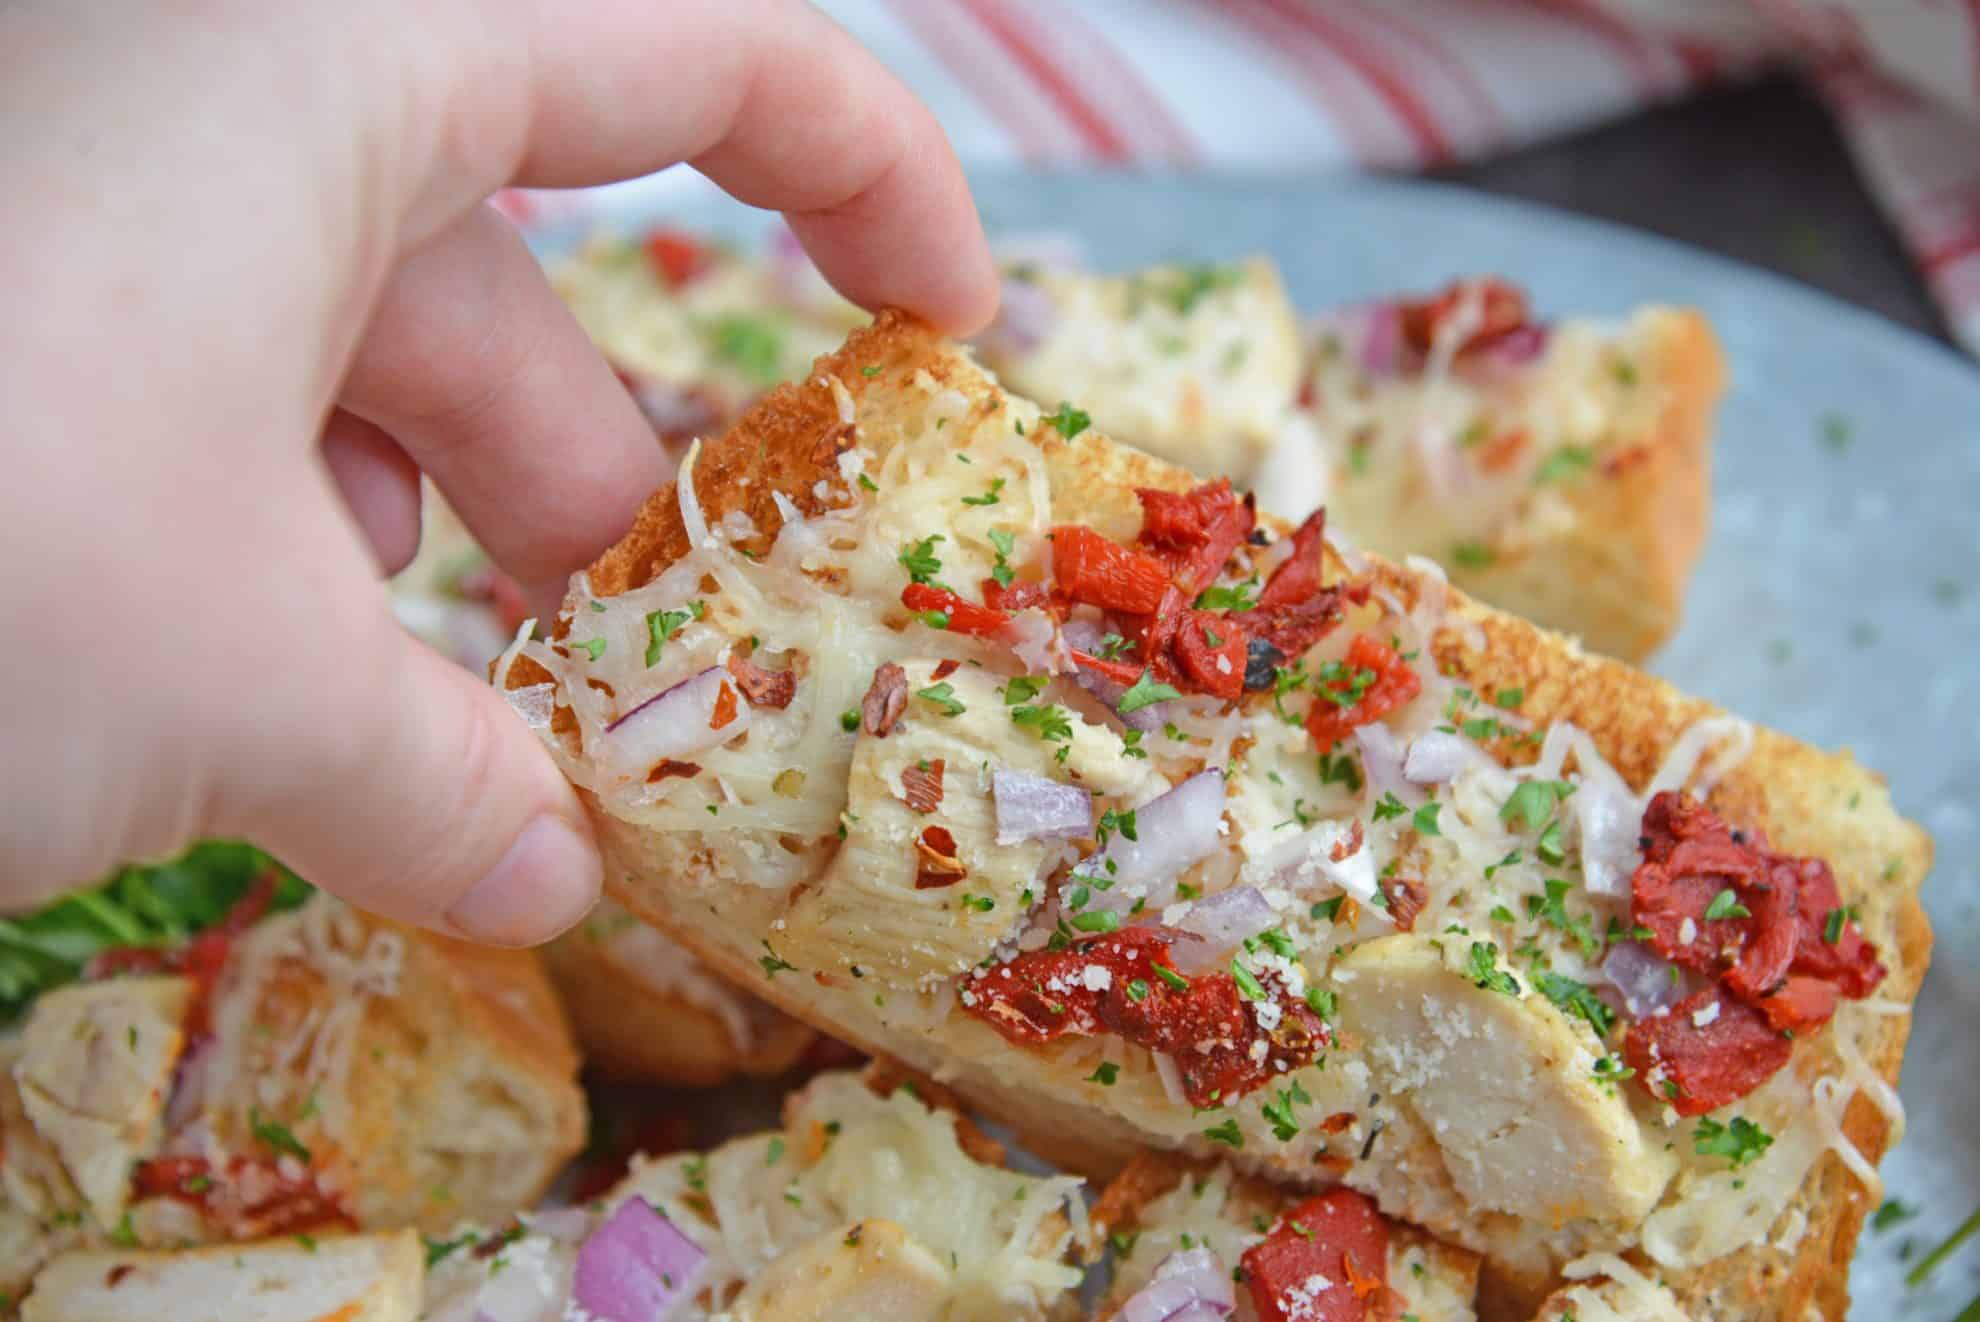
640,228,713,287
1621,985,1791,1117
900,760,945,814
963,928,1327,1107
1622,792,1884,1107
861,663,909,738
1377,876,1427,932
1239,1189,1391,1322
913,826,967,888
1050,525,1172,614
1134,479,1256,594
602,666,755,777
1304,635,1422,753
725,652,797,709
991,770,1094,844
130,1153,354,1240
900,582,1013,637
1398,277,1531,358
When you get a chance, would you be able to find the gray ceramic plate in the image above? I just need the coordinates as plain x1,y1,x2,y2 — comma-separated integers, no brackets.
531,171,1980,1317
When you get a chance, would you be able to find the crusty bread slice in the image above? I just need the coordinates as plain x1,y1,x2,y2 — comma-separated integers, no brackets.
504,312,1929,1321
0,897,586,1252
542,896,818,1085
1089,1151,1481,1320
19,1231,422,1322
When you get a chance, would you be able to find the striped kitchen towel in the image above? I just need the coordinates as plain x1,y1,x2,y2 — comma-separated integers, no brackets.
502,0,1980,358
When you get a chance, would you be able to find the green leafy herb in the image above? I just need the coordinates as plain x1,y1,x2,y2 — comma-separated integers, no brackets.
987,528,1017,588
424,1233,475,1267
1011,704,1073,745
1126,978,1151,1003
1193,579,1260,612
1412,802,1443,837
861,364,883,378
1450,541,1496,569
709,315,786,385
1165,264,1241,316
1703,888,1751,922
1045,402,1091,439
759,943,797,978
643,601,704,667
1071,910,1119,933
961,894,995,913
1494,687,1524,709
1372,792,1408,824
1534,446,1595,485
1119,670,1183,713
915,682,965,716
1824,908,1847,945
858,472,879,493
962,478,1006,507
1692,1116,1774,1169
575,637,607,661
1154,965,1190,993
1230,959,1267,1001
1202,1117,1245,1148
1501,780,1574,831
1310,896,1345,924
1466,943,1520,996
898,534,946,585
1870,1199,1916,1233
1087,1062,1120,1086
249,1107,311,1163
1536,972,1617,1038
1305,987,1337,1022
1004,675,1049,705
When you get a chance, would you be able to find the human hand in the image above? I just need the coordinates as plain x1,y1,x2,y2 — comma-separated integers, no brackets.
0,0,995,942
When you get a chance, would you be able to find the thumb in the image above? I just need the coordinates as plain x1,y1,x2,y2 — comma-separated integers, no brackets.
217,611,601,947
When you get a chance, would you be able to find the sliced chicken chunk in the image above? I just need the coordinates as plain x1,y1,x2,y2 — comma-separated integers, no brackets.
13,977,193,1229
729,1218,952,1322
778,662,1162,986
1334,936,1675,1229
20,1231,422,1322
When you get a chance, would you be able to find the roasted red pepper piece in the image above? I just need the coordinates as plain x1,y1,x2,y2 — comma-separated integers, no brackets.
1632,792,1766,974
1171,610,1248,701
1257,508,1330,609
642,228,712,287
1070,649,1145,688
1398,277,1529,356
981,577,1051,612
964,928,1327,1107
1720,858,1801,1003
1755,975,1840,1035
1785,857,1886,998
900,584,1011,638
1241,1189,1392,1322
130,1155,355,1239
1621,986,1792,1117
1231,586,1356,660
1304,635,1422,753
1050,525,1172,614
1133,480,1255,594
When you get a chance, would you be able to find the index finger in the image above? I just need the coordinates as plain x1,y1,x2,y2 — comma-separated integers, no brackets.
423,0,997,334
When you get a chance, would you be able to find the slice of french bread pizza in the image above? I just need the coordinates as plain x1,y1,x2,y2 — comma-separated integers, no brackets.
977,267,1723,663
0,884,584,1288
974,256,1304,479
418,1063,1087,1321
499,311,1930,1320
1089,1152,1481,1321
17,1231,423,1322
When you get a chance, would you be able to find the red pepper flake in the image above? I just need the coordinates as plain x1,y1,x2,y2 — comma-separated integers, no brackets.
641,228,711,287
1378,876,1427,932
963,928,1327,1107
646,759,702,783
1476,427,1529,473
914,826,966,888
106,1265,135,1288
930,659,962,681
862,663,909,737
1319,1111,1356,1135
708,680,740,731
1621,985,1792,1117
1305,635,1422,753
900,583,1012,638
1398,277,1530,357
1329,820,1366,863
1240,1189,1390,1322
726,653,796,709
1050,525,1173,614
901,759,946,814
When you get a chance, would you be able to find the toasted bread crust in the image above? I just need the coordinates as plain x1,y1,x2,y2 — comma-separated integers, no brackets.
530,312,1930,1322
1456,309,1723,662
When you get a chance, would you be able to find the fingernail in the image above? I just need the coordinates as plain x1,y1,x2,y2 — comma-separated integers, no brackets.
446,815,601,946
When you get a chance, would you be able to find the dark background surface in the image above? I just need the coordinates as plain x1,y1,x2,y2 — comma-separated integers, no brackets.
1438,72,1949,345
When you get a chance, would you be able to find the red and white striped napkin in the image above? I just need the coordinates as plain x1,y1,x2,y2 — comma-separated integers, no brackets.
506,0,1980,358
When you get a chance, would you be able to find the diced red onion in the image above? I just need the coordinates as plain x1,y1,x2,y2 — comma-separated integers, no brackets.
993,770,1094,845
1007,608,1071,674
1166,885,1277,973
603,667,752,779
163,1036,217,1132
572,1198,707,1322
1078,771,1226,913
1573,762,1642,898
1355,723,1420,812
1122,1248,1235,1321
1467,324,1549,372
1403,730,1479,785
1602,941,1685,1019
977,275,1060,359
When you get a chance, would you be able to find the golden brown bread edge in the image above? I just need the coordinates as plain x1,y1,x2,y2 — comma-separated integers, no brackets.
1448,308,1723,664
522,311,1932,1322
